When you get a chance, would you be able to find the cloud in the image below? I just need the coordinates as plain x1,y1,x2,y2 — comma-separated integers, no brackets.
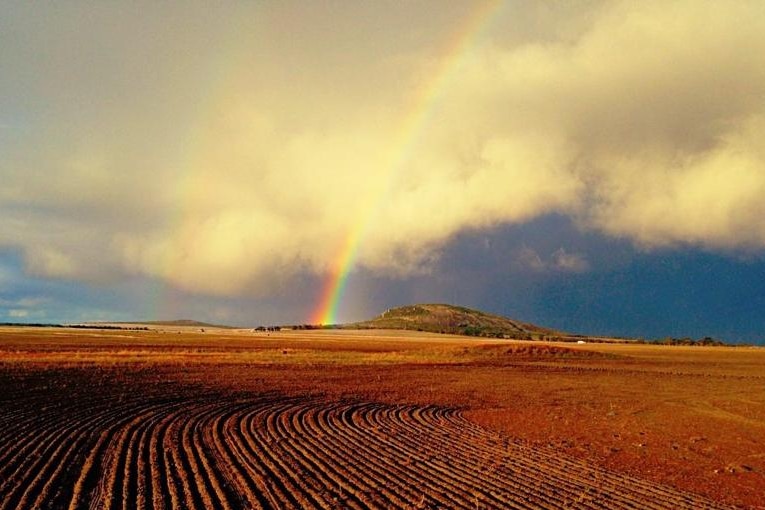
0,1,763,296
0,295,49,321
0,297,48,308
515,247,589,274
515,247,546,272
589,116,765,248
445,0,765,248
551,249,589,273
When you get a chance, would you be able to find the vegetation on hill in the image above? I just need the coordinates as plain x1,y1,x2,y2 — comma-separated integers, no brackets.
349,303,560,340
648,336,727,346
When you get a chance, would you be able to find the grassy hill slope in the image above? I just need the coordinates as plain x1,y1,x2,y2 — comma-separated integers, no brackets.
350,304,560,339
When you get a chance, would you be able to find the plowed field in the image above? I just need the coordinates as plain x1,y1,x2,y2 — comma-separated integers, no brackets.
1,327,762,508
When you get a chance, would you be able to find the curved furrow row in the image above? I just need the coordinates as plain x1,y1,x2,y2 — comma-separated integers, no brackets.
294,405,416,508
318,404,482,509
147,403,175,510
129,399,195,510
189,401,246,509
271,404,372,508
9,400,135,508
253,403,333,509
123,406,158,509
367,405,674,509
252,406,346,509
298,405,423,508
314,402,708,507
383,404,726,510
307,405,435,504
0,399,128,510
357,405,604,509
35,405,143,510
391,405,647,509
176,403,226,509
0,397,102,485
366,407,552,509
195,401,254,509
242,401,427,508
357,404,548,509
73,401,177,510
64,403,144,510
96,401,178,510
334,404,530,508
208,402,271,510
0,388,155,487
219,403,294,508
0,390,736,510
0,401,60,446
153,401,200,510
223,402,301,508
434,409,708,509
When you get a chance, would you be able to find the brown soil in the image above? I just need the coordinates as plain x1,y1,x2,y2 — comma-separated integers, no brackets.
0,327,762,509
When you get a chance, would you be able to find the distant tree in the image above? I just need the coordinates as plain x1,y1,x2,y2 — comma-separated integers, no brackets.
462,326,483,337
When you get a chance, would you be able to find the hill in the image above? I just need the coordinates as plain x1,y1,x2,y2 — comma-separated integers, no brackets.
139,320,233,328
350,304,560,340
89,319,234,329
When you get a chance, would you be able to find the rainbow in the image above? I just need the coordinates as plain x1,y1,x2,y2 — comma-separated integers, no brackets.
150,14,264,321
311,0,503,325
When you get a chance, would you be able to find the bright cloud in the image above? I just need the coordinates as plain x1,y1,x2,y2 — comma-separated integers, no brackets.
1,1,763,296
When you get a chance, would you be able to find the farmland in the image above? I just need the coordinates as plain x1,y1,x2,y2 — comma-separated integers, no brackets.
0,327,763,508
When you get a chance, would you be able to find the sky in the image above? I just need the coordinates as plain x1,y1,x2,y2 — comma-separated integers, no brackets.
1,1,765,343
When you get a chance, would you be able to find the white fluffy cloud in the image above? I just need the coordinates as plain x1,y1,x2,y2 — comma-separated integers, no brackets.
1,1,764,296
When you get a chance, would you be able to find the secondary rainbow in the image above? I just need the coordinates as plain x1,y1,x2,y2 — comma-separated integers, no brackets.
311,0,503,325
150,13,264,321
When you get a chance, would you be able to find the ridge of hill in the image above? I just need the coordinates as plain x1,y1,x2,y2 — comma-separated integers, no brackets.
350,303,560,340
92,319,234,329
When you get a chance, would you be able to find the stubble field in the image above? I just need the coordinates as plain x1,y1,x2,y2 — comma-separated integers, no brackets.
0,327,763,509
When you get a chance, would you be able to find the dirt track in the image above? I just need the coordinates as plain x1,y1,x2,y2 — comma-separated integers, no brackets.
0,370,732,510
